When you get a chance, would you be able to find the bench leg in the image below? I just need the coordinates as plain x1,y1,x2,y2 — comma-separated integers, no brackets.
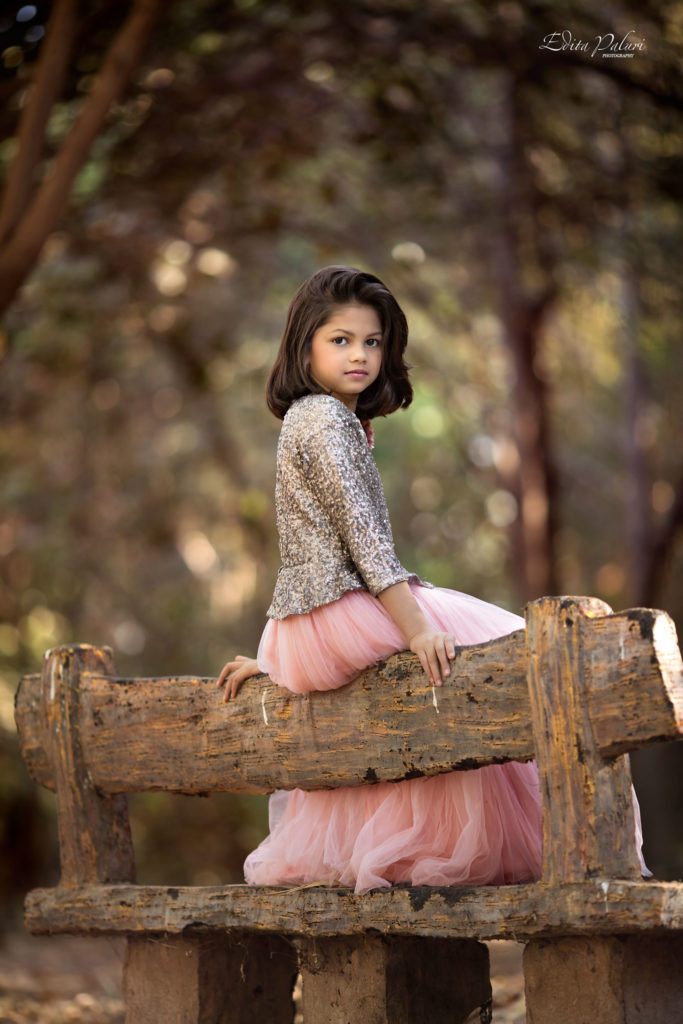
524,935,683,1023
124,932,297,1023
298,935,491,1024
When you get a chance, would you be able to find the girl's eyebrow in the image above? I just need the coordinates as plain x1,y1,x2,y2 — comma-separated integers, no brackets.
326,327,382,338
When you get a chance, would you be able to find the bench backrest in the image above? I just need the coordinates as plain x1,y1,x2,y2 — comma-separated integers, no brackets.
15,596,683,889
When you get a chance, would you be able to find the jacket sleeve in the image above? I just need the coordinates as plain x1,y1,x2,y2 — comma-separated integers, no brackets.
300,400,412,596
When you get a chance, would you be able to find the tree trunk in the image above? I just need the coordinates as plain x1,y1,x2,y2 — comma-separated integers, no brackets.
493,73,559,602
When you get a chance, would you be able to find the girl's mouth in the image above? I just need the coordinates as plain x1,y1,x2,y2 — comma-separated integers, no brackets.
345,371,367,377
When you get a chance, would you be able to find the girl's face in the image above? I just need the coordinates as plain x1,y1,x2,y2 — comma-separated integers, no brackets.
308,304,382,412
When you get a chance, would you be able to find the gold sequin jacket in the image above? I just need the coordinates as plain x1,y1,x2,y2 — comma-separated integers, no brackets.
267,394,418,619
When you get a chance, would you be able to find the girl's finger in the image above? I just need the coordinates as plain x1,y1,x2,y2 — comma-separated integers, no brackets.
425,638,444,683
218,666,236,687
223,673,238,702
425,649,442,688
230,672,246,699
417,651,433,686
438,638,454,679
217,655,246,686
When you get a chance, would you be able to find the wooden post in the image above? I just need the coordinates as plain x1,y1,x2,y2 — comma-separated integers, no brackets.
42,644,134,885
525,596,640,884
297,936,491,1024
124,932,298,1024
42,644,297,1023
523,597,678,1023
524,935,683,1024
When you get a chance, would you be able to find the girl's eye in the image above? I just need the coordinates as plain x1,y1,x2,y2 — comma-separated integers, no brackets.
331,336,348,345
366,338,381,348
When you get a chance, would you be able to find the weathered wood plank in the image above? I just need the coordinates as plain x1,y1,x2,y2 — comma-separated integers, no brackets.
42,645,134,885
526,597,641,883
17,636,534,794
23,880,683,940
15,601,683,796
582,607,683,757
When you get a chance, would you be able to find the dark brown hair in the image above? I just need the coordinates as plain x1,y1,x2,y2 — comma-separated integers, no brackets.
266,265,413,420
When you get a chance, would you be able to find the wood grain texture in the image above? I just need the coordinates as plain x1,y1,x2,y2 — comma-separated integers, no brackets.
24,880,683,940
526,598,641,883
524,935,683,1024
296,936,490,1024
42,645,134,885
582,607,683,757
15,601,683,797
18,635,533,794
124,932,297,1024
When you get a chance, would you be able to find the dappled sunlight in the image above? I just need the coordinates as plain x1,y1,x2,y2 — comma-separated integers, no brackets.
196,246,237,277
178,529,219,576
486,489,518,528
150,260,187,296
411,401,446,438
210,560,258,618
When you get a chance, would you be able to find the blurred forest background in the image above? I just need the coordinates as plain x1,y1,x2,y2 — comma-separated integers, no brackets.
1,0,682,924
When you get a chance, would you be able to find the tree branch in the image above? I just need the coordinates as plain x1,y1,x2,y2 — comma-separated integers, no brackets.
0,0,164,318
0,0,78,248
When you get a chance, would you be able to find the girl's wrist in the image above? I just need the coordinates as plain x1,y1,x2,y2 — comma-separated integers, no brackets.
397,614,432,648
377,581,431,646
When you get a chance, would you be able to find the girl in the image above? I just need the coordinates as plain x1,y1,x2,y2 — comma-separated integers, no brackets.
216,266,635,893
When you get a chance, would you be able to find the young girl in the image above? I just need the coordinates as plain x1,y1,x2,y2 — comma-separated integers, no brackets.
217,265,639,893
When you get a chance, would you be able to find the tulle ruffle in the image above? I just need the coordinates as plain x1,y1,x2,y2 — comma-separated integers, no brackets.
246,583,648,891
257,583,525,694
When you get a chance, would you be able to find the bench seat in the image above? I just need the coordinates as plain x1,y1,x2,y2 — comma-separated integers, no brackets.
26,879,683,940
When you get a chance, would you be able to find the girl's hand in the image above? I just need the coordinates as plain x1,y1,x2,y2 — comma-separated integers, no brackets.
217,655,261,701
408,630,456,687
377,583,456,687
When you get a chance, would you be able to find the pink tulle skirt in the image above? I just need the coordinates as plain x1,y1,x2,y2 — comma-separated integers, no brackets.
244,584,544,893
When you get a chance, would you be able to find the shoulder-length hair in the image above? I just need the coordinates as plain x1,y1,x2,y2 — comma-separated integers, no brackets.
266,266,413,420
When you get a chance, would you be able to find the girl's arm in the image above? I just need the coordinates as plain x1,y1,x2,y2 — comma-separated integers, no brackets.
219,583,454,700
378,581,456,687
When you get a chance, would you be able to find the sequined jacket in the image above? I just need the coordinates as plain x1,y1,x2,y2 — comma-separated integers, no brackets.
267,394,417,619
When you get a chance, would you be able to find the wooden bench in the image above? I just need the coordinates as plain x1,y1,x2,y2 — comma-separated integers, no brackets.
15,595,683,1024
